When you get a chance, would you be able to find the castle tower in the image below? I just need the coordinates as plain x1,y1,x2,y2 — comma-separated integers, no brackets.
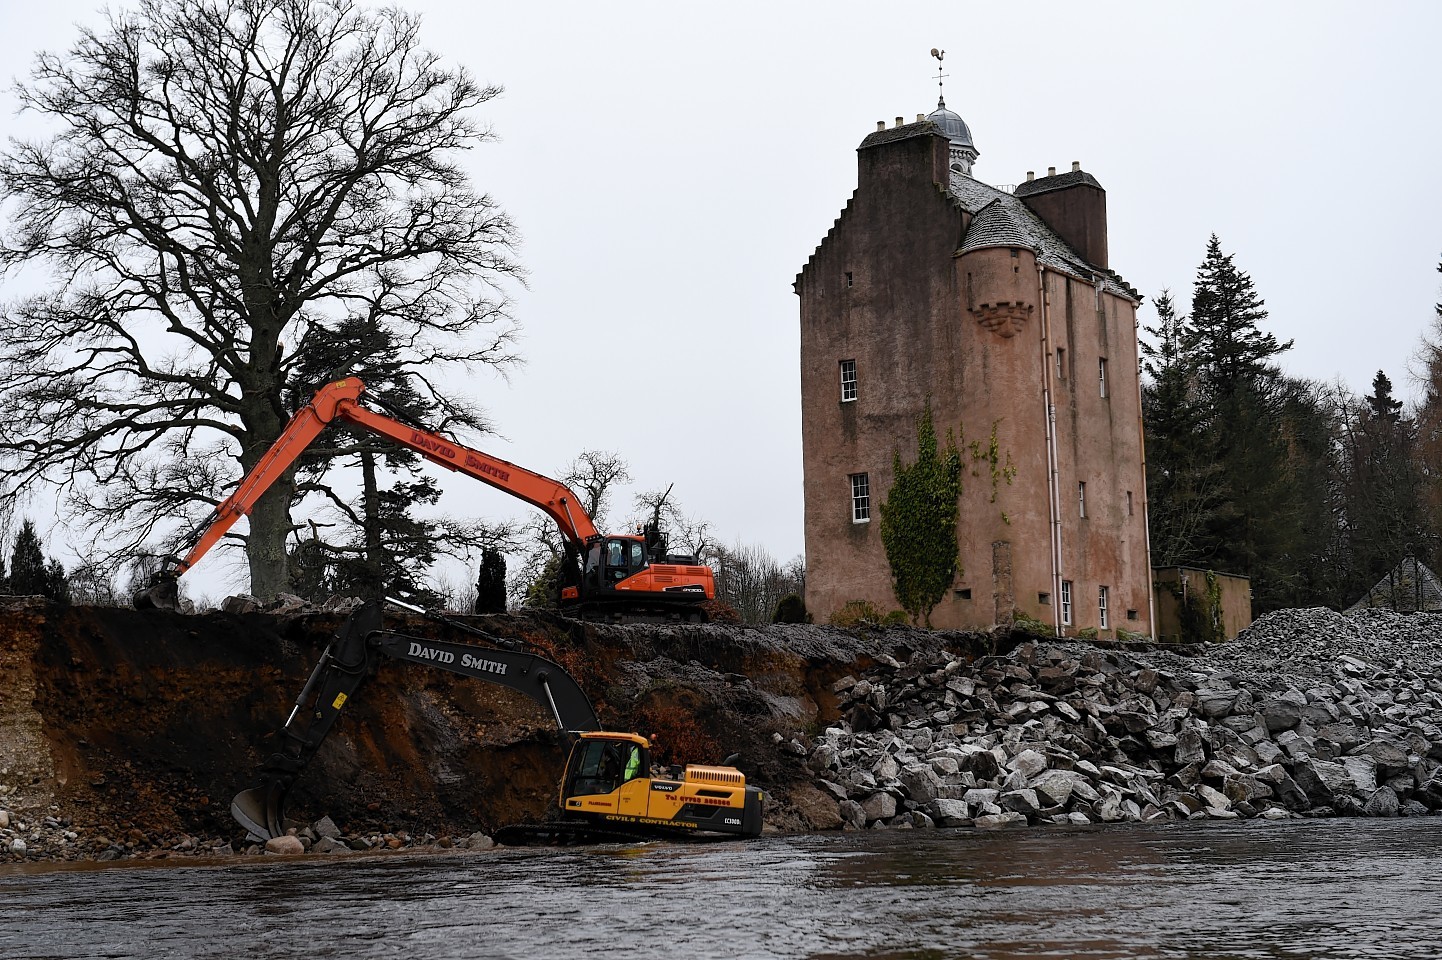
795,102,1152,637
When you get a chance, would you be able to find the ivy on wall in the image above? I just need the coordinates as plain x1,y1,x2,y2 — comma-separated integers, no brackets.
1172,569,1225,645
880,401,962,627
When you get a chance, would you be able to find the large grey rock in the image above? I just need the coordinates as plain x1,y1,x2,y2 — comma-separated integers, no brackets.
1364,786,1401,817
1340,756,1378,793
1196,688,1239,719
861,791,897,822
899,765,941,805
1011,749,1048,780
1350,738,1411,778
929,798,970,826
1175,728,1207,766
973,812,1028,830
313,816,342,840
838,799,867,830
1031,770,1088,808
1000,789,1042,816
1260,698,1302,733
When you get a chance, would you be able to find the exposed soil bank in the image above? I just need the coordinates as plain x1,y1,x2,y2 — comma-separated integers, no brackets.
0,600,993,862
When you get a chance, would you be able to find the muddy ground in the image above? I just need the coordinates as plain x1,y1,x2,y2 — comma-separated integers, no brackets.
0,599,1001,861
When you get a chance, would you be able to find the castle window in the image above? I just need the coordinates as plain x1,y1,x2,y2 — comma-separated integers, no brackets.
840,359,857,402
1099,358,1109,398
1127,609,1139,621
845,271,853,287
1038,592,1051,605
1098,586,1110,629
955,588,972,600
1078,481,1087,518
1061,581,1073,626
849,473,871,523
1056,348,1066,379
1127,490,1134,516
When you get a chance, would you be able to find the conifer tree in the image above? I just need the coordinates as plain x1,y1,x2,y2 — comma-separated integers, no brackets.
1186,234,1293,399
879,402,962,627
9,519,68,601
1140,290,1223,565
9,520,48,595
474,547,507,614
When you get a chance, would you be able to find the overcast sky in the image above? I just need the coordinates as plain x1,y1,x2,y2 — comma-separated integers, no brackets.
3,0,1441,602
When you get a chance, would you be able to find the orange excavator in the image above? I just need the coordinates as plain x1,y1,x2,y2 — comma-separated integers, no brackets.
134,377,715,620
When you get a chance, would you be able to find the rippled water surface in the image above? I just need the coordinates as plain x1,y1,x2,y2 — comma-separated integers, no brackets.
2,818,1439,959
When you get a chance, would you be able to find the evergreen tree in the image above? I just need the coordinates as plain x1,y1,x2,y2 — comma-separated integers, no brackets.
8,518,69,602
1186,234,1293,399
474,547,507,614
1179,237,1308,610
879,402,962,627
1140,289,1224,565
1339,371,1430,597
1414,254,1442,573
9,520,49,595
287,316,506,604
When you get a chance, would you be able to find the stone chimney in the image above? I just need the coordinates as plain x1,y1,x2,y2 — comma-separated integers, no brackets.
1013,163,1109,270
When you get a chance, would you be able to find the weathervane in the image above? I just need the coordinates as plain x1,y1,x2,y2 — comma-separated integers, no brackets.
930,48,948,106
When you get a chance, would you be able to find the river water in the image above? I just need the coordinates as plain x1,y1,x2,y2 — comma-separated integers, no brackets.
2,818,1439,959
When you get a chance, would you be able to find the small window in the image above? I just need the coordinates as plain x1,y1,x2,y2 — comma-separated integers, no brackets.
1038,592,1051,605
845,271,853,287
1056,347,1066,379
955,588,972,600
1099,586,1110,629
849,473,871,523
1078,481,1087,518
1061,581,1073,626
1126,490,1133,516
1099,358,1109,398
840,359,857,403
1127,609,1139,621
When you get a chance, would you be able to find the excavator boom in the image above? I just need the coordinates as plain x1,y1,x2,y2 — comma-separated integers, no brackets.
231,600,763,843
231,599,601,839
134,377,719,614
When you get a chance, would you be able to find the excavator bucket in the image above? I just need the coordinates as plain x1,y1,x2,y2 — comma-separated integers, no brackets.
230,781,289,841
132,576,180,612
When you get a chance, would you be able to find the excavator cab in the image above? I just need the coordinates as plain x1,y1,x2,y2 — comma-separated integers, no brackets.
583,537,648,589
562,733,651,801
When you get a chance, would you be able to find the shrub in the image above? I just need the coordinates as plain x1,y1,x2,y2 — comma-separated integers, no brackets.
772,593,810,624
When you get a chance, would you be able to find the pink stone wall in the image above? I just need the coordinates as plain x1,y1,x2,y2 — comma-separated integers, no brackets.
798,128,1152,635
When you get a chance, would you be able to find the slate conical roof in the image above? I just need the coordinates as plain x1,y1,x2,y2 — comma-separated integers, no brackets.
1346,555,1442,614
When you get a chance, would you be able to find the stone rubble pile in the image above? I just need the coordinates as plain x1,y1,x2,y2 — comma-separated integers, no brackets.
806,608,1442,830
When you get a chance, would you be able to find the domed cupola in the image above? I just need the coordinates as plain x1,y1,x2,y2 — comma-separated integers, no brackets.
927,96,979,177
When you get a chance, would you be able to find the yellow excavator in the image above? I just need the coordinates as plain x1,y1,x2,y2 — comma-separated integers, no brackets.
231,598,764,844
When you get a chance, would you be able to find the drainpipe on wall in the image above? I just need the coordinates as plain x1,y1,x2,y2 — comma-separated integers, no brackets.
1037,263,1064,637
1133,303,1157,636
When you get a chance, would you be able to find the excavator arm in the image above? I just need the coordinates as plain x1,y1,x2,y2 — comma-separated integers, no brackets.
137,378,599,608
231,598,601,840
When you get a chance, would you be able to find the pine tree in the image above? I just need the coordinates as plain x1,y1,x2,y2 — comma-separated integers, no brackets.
879,402,962,627
1186,234,1293,399
287,316,503,604
474,547,507,614
1339,370,1429,596
1140,290,1224,565
9,520,48,595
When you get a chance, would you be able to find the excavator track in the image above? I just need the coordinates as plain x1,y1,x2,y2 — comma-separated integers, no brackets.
492,820,742,847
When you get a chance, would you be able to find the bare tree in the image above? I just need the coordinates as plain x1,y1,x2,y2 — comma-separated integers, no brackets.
509,450,631,607
0,0,520,598
632,486,713,562
711,540,804,625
